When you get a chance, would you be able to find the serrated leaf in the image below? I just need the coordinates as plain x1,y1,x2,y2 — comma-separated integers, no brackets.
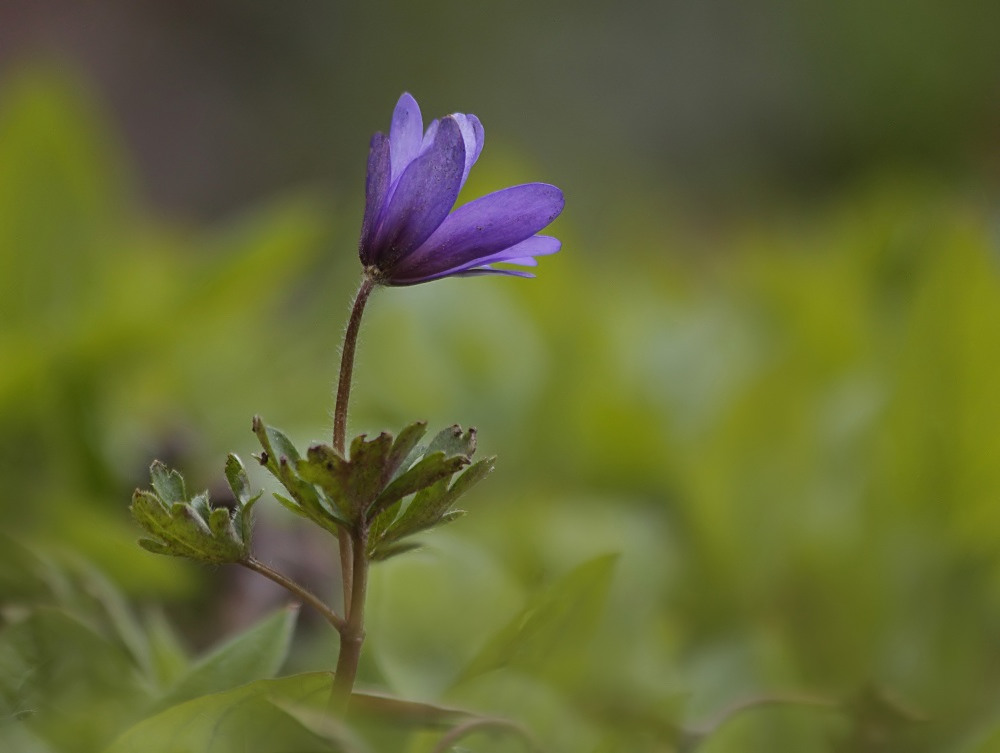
137,538,172,555
348,432,394,502
300,434,393,520
366,452,469,522
273,492,308,518
379,458,491,545
149,460,186,504
279,456,349,534
425,424,477,458
447,456,495,502
251,415,301,475
368,499,402,555
154,606,299,711
225,453,252,505
299,443,352,513
385,421,428,480
188,491,212,521
131,489,245,564
208,506,238,541
370,541,422,562
234,490,263,545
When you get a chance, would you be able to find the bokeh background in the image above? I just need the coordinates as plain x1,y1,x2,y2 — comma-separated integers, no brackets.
3,1,1000,751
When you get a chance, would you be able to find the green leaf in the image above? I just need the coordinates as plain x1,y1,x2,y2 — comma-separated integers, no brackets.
144,609,190,690
366,452,469,522
225,453,253,505
154,606,299,711
251,415,301,474
369,541,422,562
130,485,246,564
269,700,371,753
346,432,394,505
149,460,186,504
425,424,477,458
376,457,493,547
384,420,428,479
0,606,150,751
456,553,619,685
104,673,336,753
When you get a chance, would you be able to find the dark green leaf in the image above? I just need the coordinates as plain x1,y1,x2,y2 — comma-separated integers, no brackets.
366,452,469,522
384,420,428,479
381,458,493,544
370,541,422,562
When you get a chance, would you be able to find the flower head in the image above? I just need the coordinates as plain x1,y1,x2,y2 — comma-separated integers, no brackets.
358,93,564,286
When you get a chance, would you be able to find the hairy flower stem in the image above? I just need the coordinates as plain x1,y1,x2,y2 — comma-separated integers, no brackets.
333,275,376,615
242,557,346,632
329,274,376,708
330,528,370,711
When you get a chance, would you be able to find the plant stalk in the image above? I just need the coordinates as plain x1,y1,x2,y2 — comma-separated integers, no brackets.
333,275,376,616
242,557,346,632
330,527,370,711
329,273,376,709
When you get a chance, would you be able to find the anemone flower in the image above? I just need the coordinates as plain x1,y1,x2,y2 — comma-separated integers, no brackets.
358,93,564,286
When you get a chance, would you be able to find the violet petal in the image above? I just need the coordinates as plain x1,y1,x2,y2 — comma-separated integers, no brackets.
389,93,423,182
452,113,485,187
359,132,390,264
391,183,564,278
371,117,466,266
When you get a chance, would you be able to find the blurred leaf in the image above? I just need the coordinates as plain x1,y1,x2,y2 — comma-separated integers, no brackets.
154,606,299,710
269,700,371,753
457,554,618,685
0,607,149,753
143,609,190,690
104,673,335,753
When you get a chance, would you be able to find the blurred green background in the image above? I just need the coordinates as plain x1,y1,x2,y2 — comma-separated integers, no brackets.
2,1,1000,751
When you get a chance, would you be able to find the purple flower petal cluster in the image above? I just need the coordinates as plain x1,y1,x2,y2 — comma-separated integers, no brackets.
358,93,565,286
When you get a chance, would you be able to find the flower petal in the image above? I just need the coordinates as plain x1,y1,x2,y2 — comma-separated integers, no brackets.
359,132,390,264
370,117,466,267
391,183,564,279
452,113,485,187
389,93,424,182
388,235,560,285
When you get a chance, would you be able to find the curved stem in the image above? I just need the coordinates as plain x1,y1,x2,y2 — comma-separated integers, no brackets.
242,556,346,632
334,275,376,454
431,718,542,753
332,275,376,616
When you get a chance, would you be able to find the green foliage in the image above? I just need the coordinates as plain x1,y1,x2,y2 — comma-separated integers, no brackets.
130,460,258,564
153,606,299,710
253,418,491,555
7,63,1000,753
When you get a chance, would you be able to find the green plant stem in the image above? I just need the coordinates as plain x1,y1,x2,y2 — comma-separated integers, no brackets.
333,274,376,616
330,528,370,711
431,718,542,753
242,556,346,632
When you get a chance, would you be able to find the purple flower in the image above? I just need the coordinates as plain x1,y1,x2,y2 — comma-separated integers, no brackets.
358,93,564,286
